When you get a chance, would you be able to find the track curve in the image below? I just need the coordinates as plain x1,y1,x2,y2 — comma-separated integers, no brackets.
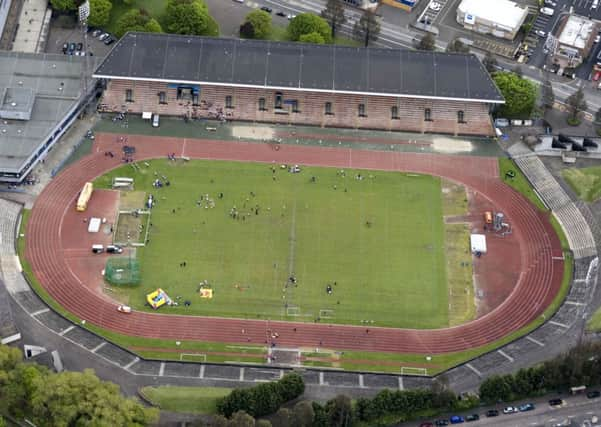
26,134,564,354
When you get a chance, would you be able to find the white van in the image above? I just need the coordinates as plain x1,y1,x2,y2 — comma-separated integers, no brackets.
593,0,599,9
152,114,160,128
92,244,104,254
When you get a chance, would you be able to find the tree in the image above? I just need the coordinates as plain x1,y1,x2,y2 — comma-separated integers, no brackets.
88,0,112,28
446,38,469,53
271,407,291,427
299,31,326,44
417,33,436,51
50,0,77,11
228,410,255,427
325,395,352,427
164,0,219,36
566,87,587,122
287,13,331,43
321,0,346,39
482,51,498,73
493,71,537,118
115,9,162,38
540,77,555,113
242,10,272,39
291,400,315,427
277,373,304,401
353,9,380,47
239,21,255,39
255,420,272,427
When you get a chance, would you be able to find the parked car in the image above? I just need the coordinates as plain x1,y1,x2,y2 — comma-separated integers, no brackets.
548,398,563,406
62,42,68,53
233,0,244,3
450,415,464,424
495,118,510,127
99,32,110,41
485,409,499,417
502,406,517,414
587,390,600,398
540,7,555,15
68,42,76,52
535,30,546,38
287,14,296,20
276,11,286,17
519,403,535,412
92,29,103,37
260,6,272,13
420,423,434,427
595,34,601,43
106,245,123,254
545,0,557,6
104,37,115,45
465,414,479,422
152,114,160,128
76,42,83,51
434,420,449,426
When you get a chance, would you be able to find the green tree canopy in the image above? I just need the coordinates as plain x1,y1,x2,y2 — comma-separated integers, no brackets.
540,77,555,113
164,0,219,36
88,0,112,28
242,10,272,39
446,38,469,53
482,51,498,73
50,0,77,12
353,9,380,47
115,9,162,38
566,87,587,121
493,71,537,118
299,31,326,44
417,33,436,51
321,0,346,39
287,13,331,43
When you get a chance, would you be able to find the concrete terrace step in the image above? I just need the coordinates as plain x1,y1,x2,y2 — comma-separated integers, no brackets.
0,199,21,255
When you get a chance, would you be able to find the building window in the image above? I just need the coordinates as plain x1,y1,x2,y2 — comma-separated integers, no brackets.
391,106,399,120
358,103,366,117
325,102,333,115
291,100,299,113
275,92,283,109
225,95,233,109
258,98,266,111
158,91,167,104
458,110,465,123
125,89,133,103
424,108,432,121
192,94,199,106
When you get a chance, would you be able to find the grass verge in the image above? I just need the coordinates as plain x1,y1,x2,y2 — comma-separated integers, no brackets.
140,386,231,415
562,166,601,203
587,308,601,332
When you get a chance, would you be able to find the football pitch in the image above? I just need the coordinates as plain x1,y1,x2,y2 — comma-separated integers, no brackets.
97,159,450,329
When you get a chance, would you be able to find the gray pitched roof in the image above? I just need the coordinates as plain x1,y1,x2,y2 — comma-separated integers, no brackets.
94,32,504,104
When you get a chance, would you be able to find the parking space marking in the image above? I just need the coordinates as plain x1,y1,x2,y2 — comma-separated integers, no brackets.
91,341,106,353
59,325,75,336
497,349,514,363
123,357,139,370
549,320,570,328
526,336,545,347
465,363,482,377
159,362,165,377
31,308,49,316
398,376,404,390
359,374,365,388
199,365,205,379
565,300,586,306
239,368,245,381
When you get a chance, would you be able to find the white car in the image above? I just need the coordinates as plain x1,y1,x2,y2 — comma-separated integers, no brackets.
429,1,442,11
540,7,555,16
595,34,601,43
535,30,546,38
287,14,296,20
233,0,244,3
502,406,518,414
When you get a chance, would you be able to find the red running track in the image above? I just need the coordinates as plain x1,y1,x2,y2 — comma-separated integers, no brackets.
26,134,564,355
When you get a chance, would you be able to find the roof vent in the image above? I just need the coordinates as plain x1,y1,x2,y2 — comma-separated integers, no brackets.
17,129,22,134
10,102,17,107
52,64,56,68
18,81,23,85
1,129,6,133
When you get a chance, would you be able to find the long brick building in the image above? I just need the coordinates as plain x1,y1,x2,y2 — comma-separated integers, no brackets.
94,32,504,136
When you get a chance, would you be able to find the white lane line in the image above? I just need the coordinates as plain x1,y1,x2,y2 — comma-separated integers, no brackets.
159,362,165,377
91,342,106,353
497,349,514,363
124,357,139,370
549,320,570,328
31,308,49,316
526,336,545,347
465,363,482,377
59,325,75,336
398,376,404,390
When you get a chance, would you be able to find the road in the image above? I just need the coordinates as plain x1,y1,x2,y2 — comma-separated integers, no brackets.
403,395,601,426
227,0,601,114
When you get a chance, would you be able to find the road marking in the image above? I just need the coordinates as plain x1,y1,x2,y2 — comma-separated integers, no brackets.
319,371,324,385
398,376,404,390
549,320,570,328
199,365,205,379
31,308,49,316
465,363,482,377
565,300,585,306
59,325,75,336
526,336,545,347
124,357,139,370
279,369,284,379
359,374,365,388
91,342,106,353
552,256,565,260
497,349,514,363
159,362,165,377
239,367,245,381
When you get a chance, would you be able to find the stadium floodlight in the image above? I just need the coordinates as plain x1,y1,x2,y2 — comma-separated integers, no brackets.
78,0,90,23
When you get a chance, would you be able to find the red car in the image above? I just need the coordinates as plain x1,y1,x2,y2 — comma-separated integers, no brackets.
594,71,601,81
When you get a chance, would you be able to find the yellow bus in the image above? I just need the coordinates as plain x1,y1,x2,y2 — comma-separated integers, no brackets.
76,182,93,212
